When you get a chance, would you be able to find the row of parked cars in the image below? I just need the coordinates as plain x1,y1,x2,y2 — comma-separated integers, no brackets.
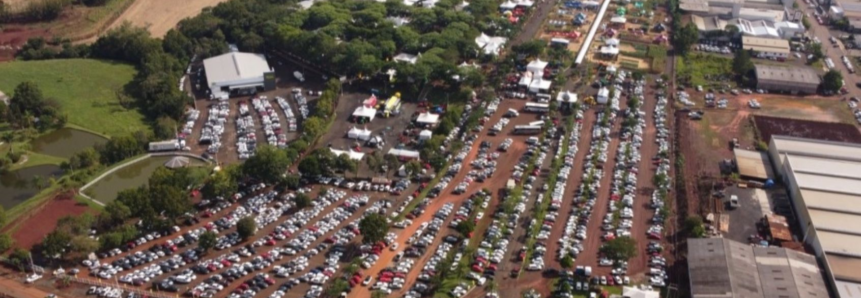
200,101,229,154
648,86,672,288
251,97,290,148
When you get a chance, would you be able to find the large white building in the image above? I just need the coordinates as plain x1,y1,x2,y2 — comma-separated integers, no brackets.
203,52,274,99
768,136,861,298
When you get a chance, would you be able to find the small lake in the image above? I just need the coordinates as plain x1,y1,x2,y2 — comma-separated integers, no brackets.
0,165,64,209
31,128,108,159
87,156,203,203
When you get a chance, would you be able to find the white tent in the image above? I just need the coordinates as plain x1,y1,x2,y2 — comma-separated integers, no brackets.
416,112,440,125
514,0,534,7
582,0,599,6
606,65,617,73
597,87,610,104
556,91,578,103
388,148,421,160
610,16,627,23
605,38,620,46
353,106,377,121
419,130,433,141
551,38,570,46
393,53,419,64
528,78,552,93
622,287,659,298
500,0,517,10
347,127,373,141
518,72,534,86
330,148,365,161
475,33,509,56
599,46,620,56
526,59,548,75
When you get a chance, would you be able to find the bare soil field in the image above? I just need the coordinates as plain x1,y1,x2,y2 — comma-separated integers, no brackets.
8,192,92,250
103,0,228,38
753,115,861,143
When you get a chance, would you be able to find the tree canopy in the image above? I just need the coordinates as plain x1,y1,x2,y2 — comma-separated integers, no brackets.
823,69,843,93
242,145,291,184
359,213,388,244
7,81,65,130
237,217,257,240
599,236,638,261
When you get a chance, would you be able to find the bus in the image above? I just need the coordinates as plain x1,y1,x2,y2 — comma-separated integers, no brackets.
513,125,542,135
524,102,550,113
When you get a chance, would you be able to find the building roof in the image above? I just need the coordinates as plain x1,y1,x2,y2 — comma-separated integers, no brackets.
734,149,773,180
771,135,861,286
688,238,830,298
203,52,271,86
621,287,659,298
754,64,820,87
388,148,421,158
743,36,791,54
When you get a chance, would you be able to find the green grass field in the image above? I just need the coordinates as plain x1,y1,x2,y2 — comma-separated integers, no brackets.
0,59,148,137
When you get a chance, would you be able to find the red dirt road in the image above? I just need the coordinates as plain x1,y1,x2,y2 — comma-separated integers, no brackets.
350,100,532,298
9,192,92,250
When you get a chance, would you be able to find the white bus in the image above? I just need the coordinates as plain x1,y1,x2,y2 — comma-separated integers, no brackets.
513,125,542,135
524,102,550,113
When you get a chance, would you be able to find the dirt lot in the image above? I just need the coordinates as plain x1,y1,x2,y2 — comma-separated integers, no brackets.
6,192,93,250
102,0,228,38
753,115,861,143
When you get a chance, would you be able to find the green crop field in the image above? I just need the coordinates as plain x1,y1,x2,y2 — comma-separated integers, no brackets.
0,59,148,137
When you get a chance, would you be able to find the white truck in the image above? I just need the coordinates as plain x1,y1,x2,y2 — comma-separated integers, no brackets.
148,140,179,152
294,71,305,82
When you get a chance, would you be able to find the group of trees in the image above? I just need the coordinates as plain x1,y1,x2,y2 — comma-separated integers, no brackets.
41,213,100,260
298,148,358,177
5,81,66,131
16,37,90,60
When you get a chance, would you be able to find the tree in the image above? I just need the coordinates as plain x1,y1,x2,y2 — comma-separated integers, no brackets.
359,213,388,244
673,23,699,56
732,49,754,81
455,220,475,237
9,249,30,272
294,193,312,209
154,116,178,140
0,204,6,227
334,153,357,175
599,236,637,261
42,229,72,258
201,169,238,199
823,69,843,93
0,233,14,253
242,145,290,184
685,215,706,238
405,160,423,178
724,24,740,36
303,117,326,139
1,133,12,153
100,200,131,227
199,231,217,252
298,155,321,177
237,217,257,240
560,254,574,269
809,42,824,62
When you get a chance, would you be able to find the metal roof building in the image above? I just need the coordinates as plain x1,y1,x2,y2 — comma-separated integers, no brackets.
742,36,790,57
768,135,861,297
733,148,773,180
688,238,830,298
203,52,274,99
753,64,820,94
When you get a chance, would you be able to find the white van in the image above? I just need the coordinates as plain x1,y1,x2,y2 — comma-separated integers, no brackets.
526,137,540,145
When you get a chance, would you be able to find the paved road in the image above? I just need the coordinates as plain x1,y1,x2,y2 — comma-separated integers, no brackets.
798,4,861,94
511,0,561,47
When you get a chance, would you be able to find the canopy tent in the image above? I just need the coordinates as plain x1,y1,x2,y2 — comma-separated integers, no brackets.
353,106,377,121
459,61,480,68
419,130,433,141
500,0,517,10
519,71,534,86
551,38,571,46
393,53,419,64
605,37,620,46
597,87,610,104
582,0,599,6
388,148,421,160
363,94,378,107
347,127,373,141
416,112,440,125
606,65,618,73
330,148,365,161
528,78,553,93
475,33,508,56
599,46,620,56
526,59,548,74
514,0,534,7
610,16,627,23
556,91,578,103
164,156,191,169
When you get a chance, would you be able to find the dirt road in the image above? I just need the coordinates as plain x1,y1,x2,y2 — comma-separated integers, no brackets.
0,274,55,298
103,0,228,38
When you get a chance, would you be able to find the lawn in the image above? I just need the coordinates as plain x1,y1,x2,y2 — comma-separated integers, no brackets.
0,59,148,137
677,53,734,88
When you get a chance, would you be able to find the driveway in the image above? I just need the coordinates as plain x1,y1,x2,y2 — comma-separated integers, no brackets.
798,3,861,94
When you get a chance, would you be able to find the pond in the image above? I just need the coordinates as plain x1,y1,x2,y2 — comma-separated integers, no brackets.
31,128,108,159
0,165,64,209
86,156,204,204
